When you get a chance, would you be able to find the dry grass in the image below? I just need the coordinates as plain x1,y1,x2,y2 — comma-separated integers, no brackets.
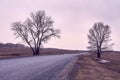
0,48,82,59
71,52,120,80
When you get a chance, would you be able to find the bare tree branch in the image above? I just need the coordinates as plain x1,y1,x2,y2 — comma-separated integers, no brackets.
11,10,60,55
87,22,113,58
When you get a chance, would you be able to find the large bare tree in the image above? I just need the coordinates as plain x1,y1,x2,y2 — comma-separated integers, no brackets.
11,10,60,55
87,22,113,58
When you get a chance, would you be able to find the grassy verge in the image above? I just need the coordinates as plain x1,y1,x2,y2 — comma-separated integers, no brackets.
70,52,120,80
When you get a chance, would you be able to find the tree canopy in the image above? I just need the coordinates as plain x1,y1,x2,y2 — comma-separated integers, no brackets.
87,22,113,58
11,10,60,55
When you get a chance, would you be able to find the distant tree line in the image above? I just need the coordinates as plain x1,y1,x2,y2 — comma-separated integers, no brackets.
0,43,26,48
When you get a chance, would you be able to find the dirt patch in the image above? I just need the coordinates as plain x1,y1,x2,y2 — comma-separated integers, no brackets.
70,53,120,80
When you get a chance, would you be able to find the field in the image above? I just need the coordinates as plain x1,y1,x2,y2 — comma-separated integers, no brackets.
70,51,120,80
0,47,82,59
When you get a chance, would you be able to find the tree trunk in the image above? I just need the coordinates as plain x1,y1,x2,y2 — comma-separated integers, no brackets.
30,47,36,55
97,48,101,58
31,47,40,55
97,52,101,58
35,47,39,55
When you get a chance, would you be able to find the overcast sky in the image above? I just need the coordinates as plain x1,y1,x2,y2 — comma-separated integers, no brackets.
0,0,120,50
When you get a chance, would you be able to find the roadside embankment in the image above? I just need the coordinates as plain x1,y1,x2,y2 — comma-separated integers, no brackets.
70,53,120,80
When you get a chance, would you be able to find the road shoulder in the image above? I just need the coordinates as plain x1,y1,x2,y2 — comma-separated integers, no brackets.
70,53,120,80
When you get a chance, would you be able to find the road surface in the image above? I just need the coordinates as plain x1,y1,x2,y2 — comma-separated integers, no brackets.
0,54,82,80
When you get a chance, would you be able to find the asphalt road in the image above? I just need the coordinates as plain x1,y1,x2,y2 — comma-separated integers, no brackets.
0,54,81,80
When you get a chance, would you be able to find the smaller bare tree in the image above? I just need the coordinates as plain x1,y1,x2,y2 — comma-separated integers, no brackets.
11,10,60,55
87,22,113,58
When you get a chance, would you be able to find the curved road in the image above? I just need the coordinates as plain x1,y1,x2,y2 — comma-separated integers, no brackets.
0,54,81,80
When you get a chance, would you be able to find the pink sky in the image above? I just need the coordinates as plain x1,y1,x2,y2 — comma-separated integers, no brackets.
0,0,120,50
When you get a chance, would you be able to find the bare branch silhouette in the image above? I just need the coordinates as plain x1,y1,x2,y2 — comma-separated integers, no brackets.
11,10,60,55
87,22,113,58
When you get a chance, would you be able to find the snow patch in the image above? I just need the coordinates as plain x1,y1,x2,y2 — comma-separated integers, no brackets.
78,52,90,55
98,59,110,63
